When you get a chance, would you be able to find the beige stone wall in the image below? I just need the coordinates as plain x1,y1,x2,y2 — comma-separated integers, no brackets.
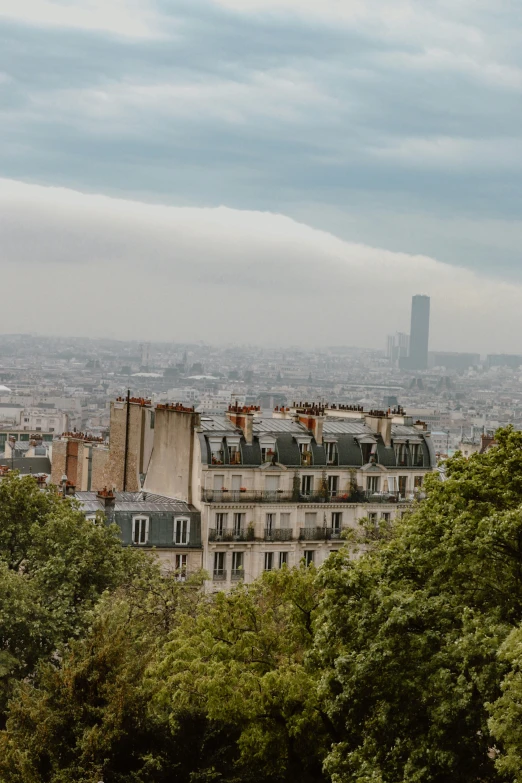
99,401,146,492
91,446,109,491
50,440,67,486
144,408,200,502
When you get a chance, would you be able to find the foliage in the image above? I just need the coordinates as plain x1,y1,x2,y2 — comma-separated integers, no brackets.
315,427,522,782
152,565,329,782
0,473,146,722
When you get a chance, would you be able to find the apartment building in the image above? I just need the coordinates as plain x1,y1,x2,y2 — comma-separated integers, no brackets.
141,401,435,590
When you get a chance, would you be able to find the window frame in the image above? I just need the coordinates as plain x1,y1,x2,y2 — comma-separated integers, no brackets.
132,515,150,545
174,516,190,545
264,551,274,571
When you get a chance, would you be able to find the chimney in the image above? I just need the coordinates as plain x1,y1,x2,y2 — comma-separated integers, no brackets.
226,404,260,445
413,420,428,432
297,413,324,445
364,410,392,448
96,486,116,508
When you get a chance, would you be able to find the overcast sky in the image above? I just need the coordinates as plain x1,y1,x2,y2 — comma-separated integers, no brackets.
1,0,522,350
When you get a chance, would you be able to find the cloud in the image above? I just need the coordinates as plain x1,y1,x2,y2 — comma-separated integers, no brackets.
2,0,522,286
0,178,520,352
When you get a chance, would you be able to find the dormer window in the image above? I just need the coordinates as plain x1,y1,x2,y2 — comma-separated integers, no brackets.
298,442,312,466
361,442,377,465
410,443,424,467
325,441,338,465
395,443,408,466
209,438,224,465
260,437,277,463
228,444,241,465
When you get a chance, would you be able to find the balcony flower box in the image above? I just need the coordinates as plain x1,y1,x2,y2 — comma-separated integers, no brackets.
221,487,228,492
240,487,247,492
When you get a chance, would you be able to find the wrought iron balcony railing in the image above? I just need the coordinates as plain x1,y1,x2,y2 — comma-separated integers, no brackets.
231,569,244,580
264,528,293,542
202,489,404,504
213,569,227,581
208,528,254,542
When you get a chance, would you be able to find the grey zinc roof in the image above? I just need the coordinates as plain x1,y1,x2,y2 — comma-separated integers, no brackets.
253,418,305,434
199,416,238,433
323,419,369,435
74,490,193,514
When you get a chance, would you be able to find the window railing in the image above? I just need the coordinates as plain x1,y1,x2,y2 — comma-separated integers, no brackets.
208,528,254,542
264,528,293,541
213,569,227,581
231,569,244,581
202,489,406,504
299,526,349,541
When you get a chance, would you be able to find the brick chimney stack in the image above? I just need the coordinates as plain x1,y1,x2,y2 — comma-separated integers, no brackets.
226,403,260,445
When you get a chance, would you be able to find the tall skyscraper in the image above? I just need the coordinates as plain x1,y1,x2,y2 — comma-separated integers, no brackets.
408,295,430,370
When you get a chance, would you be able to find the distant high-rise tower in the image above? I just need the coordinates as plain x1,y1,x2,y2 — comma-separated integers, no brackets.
408,295,430,370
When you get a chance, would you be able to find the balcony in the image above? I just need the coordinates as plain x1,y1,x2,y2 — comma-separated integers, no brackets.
213,569,227,581
202,489,404,505
209,528,254,542
264,528,293,542
299,526,350,541
231,569,244,581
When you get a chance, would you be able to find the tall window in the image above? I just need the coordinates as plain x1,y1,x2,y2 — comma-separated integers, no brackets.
264,552,274,571
366,475,380,493
215,512,227,535
280,512,291,530
231,551,244,579
213,474,224,491
233,512,245,536
395,444,407,466
265,475,280,493
261,445,276,462
331,511,342,533
228,445,241,464
231,475,242,492
325,442,338,465
133,516,149,545
299,442,312,466
414,475,424,489
398,476,408,497
301,475,313,495
265,513,275,534
328,475,339,496
303,550,314,567
213,552,226,579
279,551,288,568
304,512,317,529
174,517,190,545
175,554,187,581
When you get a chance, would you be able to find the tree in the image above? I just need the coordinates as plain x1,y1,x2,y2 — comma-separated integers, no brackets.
315,427,522,783
0,570,207,783
152,566,330,782
0,473,145,723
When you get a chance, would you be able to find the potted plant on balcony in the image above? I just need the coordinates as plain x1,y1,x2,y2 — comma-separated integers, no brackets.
246,522,255,541
240,486,247,492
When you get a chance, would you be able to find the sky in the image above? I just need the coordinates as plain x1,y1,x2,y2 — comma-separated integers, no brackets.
1,0,522,350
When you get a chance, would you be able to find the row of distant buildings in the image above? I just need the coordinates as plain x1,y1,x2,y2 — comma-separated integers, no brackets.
47,396,436,588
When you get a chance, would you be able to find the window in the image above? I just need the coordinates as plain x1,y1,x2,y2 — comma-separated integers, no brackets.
303,550,314,567
85,514,97,522
381,512,391,523
410,444,424,467
174,517,190,545
175,554,187,581
328,475,339,496
331,511,342,532
325,442,338,465
213,474,224,491
265,513,275,534
299,442,312,466
280,512,291,530
233,512,245,537
265,475,280,493
366,475,380,493
414,475,424,489
264,552,274,571
24,418,29,423
261,446,276,463
36,427,41,432
368,512,378,524
231,551,244,579
210,439,224,465
133,516,149,545
361,442,376,464
215,512,227,536
304,512,317,530
49,428,54,433
213,552,226,580
301,475,314,495
395,444,407,466
387,476,396,492
398,476,408,497
231,474,242,491
279,551,288,568
228,444,241,464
